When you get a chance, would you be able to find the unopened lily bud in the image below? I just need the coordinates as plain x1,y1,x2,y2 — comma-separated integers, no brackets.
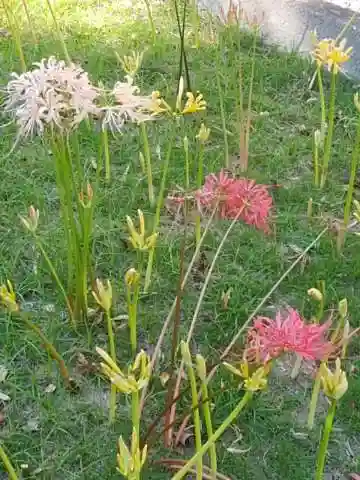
320,358,348,400
307,198,313,218
180,341,192,366
92,278,112,313
354,92,360,112
0,280,19,312
338,298,348,318
79,183,93,208
20,205,39,233
125,268,140,288
183,136,189,153
196,354,207,381
196,123,210,143
307,287,323,302
176,76,184,112
314,129,322,148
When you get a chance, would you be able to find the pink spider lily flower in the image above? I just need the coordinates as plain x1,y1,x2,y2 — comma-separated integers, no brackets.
250,309,333,362
227,178,273,232
195,170,273,232
195,170,238,218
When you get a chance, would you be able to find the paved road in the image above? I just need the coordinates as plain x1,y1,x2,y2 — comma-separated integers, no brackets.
201,0,360,79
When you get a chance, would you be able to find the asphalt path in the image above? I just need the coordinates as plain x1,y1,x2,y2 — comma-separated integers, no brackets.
201,0,360,79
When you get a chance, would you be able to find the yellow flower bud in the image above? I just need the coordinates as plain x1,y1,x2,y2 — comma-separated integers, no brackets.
126,210,158,251
196,354,207,381
355,92,360,113
307,287,323,302
196,123,210,143
92,278,112,313
180,341,192,366
0,280,19,312
117,428,148,478
338,298,348,318
320,358,348,400
125,268,140,288
183,136,189,152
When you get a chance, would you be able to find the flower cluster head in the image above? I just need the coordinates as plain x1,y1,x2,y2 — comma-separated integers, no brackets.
223,358,270,392
117,428,147,479
0,280,19,313
96,347,151,394
196,169,273,232
312,33,352,74
5,57,99,138
92,278,112,313
126,209,158,251
249,308,333,362
4,57,157,140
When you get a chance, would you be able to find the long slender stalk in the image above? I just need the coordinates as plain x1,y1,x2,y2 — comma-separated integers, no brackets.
140,207,218,411
102,129,111,183
200,379,217,477
106,310,117,424
314,135,320,187
140,123,154,207
338,112,360,250
45,0,71,65
132,389,140,439
243,29,258,172
191,0,200,48
20,0,37,43
172,207,245,404
1,0,26,72
171,392,253,480
34,237,75,326
144,129,174,293
315,399,337,480
320,70,337,188
215,68,229,168
143,0,156,44
0,443,19,480
20,313,71,387
317,66,326,128
185,356,203,479
307,366,322,430
195,143,204,246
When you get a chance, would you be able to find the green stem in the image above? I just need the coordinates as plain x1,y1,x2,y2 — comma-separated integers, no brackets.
140,123,154,206
102,129,111,182
20,0,37,43
200,381,217,477
20,313,70,387
45,0,71,65
191,0,200,48
34,236,75,327
215,68,229,168
320,70,337,188
244,29,257,172
186,359,203,479
144,127,174,293
143,0,156,44
132,389,140,439
106,310,117,424
195,143,204,246
184,139,190,190
0,443,19,480
1,0,26,72
317,66,326,128
171,391,253,479
307,366,322,430
315,399,337,480
314,138,320,187
339,112,360,250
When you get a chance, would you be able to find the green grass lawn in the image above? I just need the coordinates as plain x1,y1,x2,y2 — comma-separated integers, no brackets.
0,0,360,478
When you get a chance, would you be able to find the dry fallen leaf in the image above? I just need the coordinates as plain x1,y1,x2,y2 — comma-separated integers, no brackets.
44,384,56,394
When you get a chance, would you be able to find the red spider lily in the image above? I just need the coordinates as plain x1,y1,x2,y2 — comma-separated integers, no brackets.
195,170,272,232
248,309,333,362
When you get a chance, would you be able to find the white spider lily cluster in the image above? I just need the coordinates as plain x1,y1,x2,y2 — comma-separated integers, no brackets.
4,57,154,139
